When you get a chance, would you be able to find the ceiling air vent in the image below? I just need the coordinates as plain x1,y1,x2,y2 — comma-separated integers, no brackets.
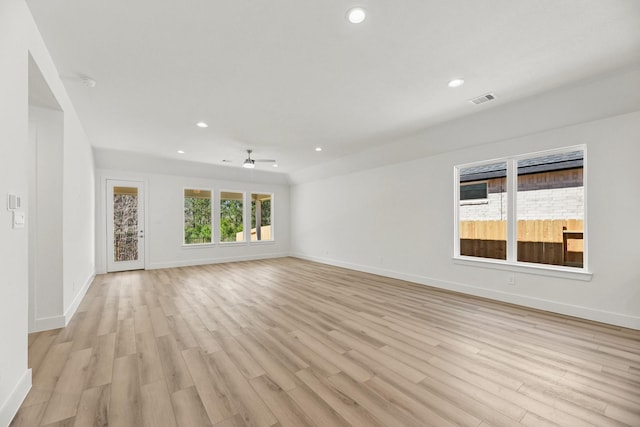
469,93,496,105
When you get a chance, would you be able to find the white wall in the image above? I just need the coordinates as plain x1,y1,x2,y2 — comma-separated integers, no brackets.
291,108,640,329
61,104,96,321
95,150,290,273
0,0,95,424
0,1,31,423
28,106,64,328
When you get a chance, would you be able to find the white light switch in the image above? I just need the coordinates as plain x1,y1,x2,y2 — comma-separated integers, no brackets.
13,211,25,229
7,193,22,210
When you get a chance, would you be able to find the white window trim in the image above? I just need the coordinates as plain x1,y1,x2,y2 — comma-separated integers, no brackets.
249,192,275,243
454,145,589,279
182,187,213,246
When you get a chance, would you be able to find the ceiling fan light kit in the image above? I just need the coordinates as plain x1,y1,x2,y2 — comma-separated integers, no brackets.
242,149,275,169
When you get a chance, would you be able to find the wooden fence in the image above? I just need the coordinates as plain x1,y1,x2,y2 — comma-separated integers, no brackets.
460,219,583,266
236,225,272,241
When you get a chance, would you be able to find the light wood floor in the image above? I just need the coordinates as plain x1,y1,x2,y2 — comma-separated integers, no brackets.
11,257,640,427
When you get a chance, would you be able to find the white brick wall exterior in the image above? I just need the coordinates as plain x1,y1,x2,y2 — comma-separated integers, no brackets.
460,187,584,221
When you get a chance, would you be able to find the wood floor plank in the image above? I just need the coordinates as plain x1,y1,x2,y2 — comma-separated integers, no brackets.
84,332,116,389
109,355,142,427
295,369,385,427
205,350,279,427
136,330,165,386
40,348,93,425
114,318,136,357
25,342,74,408
28,330,60,374
172,386,214,427
249,375,315,427
133,305,153,334
345,349,483,426
166,314,199,350
13,258,640,427
9,402,48,427
140,380,177,427
73,384,110,427
156,334,195,393
286,382,351,427
235,331,300,392
289,330,373,383
182,348,235,424
217,334,267,379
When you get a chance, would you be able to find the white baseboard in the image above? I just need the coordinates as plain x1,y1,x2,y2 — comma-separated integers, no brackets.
30,272,96,333
0,368,32,427
292,253,640,330
64,272,96,326
147,253,289,270
31,314,66,332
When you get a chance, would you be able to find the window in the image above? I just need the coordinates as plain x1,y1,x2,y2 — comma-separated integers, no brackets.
456,147,586,270
251,193,273,241
220,191,244,243
460,182,488,201
184,189,212,245
458,162,507,260
113,186,139,261
516,151,584,268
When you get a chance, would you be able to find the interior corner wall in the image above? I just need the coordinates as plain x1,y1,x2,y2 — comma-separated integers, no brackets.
62,109,96,322
0,0,96,424
291,110,640,330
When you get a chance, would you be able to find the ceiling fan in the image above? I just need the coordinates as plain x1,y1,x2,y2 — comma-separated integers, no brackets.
241,149,276,169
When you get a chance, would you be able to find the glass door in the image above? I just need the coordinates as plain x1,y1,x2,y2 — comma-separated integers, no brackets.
106,180,145,272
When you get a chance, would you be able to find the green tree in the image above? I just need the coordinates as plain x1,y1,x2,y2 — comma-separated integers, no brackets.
220,199,243,242
184,196,212,244
251,199,271,227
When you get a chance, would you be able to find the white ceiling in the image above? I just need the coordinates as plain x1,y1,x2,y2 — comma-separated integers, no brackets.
26,0,640,175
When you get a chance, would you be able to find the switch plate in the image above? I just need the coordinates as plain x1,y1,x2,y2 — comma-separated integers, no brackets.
13,211,25,228
7,193,21,210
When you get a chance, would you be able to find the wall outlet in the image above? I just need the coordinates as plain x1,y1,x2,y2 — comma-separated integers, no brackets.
507,274,516,285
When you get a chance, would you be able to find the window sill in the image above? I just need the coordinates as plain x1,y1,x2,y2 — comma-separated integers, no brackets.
453,256,592,281
182,243,214,249
249,240,276,245
460,199,489,206
219,241,248,246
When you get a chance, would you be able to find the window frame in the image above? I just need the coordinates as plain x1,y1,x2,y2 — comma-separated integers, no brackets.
249,192,275,244
454,145,591,280
219,189,246,245
182,187,213,247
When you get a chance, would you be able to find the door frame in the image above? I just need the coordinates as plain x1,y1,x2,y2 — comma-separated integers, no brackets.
102,177,148,273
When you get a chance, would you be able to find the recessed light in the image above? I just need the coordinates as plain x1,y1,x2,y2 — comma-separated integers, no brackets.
315,147,322,152
196,121,208,128
272,164,279,168
448,78,465,88
347,7,366,24
177,150,185,154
